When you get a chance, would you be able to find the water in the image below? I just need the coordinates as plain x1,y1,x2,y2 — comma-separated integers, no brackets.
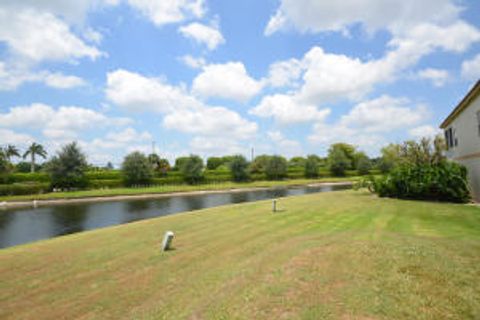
0,184,350,249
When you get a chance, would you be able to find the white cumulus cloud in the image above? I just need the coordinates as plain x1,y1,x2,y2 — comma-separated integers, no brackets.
179,22,225,50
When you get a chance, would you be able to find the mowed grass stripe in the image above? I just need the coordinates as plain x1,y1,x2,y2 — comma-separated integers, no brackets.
1,190,479,319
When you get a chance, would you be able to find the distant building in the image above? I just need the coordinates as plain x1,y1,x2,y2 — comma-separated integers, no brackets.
440,80,480,202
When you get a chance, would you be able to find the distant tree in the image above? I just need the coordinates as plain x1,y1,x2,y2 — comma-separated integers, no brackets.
122,151,153,186
250,155,271,174
173,156,189,171
4,145,20,162
265,155,288,180
181,155,204,184
379,143,402,173
158,158,170,175
304,155,319,178
105,162,114,170
23,142,47,173
16,161,41,173
229,155,250,182
0,149,10,175
330,143,356,169
328,145,352,176
353,151,371,175
46,142,88,189
207,157,224,170
148,153,161,170
289,156,306,168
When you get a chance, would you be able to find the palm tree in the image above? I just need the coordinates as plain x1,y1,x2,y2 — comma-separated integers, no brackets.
23,142,47,173
4,144,20,162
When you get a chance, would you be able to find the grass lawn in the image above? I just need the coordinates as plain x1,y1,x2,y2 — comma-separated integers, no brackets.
0,176,359,202
1,190,479,319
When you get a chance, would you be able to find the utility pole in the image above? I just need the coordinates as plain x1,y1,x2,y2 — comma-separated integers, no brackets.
251,147,254,162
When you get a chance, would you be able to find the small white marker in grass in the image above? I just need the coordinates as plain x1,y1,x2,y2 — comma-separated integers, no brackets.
162,231,174,251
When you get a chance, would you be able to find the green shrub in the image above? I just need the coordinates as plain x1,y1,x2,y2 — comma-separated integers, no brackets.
5,172,50,183
87,179,124,189
181,155,204,184
229,155,250,182
369,161,470,203
85,170,123,180
46,142,88,189
122,152,153,186
265,156,288,180
304,155,319,178
0,182,50,196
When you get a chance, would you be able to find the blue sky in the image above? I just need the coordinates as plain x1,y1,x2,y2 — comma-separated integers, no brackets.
0,0,479,166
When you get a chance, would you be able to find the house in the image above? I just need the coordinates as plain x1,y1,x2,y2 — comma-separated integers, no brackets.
440,80,480,202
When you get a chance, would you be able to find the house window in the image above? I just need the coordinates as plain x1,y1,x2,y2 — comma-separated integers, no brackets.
445,127,455,150
477,110,480,137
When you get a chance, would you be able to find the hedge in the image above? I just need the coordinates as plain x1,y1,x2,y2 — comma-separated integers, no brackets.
0,183,50,196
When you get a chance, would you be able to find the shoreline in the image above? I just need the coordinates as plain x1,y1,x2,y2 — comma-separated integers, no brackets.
0,181,353,209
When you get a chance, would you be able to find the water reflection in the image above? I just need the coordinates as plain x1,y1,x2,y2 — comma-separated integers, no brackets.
0,184,350,248
51,205,88,236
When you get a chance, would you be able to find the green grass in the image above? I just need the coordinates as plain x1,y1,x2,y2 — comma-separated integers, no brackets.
1,190,479,319
0,176,358,202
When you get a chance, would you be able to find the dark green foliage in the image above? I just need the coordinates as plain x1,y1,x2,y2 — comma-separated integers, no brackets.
207,157,224,170
265,155,287,180
229,155,250,182
328,147,352,177
289,156,306,168
250,155,271,173
173,157,189,171
181,155,204,184
0,182,50,196
46,142,88,189
354,152,371,175
304,155,319,178
122,152,153,186
16,161,42,173
369,161,470,203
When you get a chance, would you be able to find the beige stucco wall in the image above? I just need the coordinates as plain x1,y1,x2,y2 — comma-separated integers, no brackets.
446,94,480,202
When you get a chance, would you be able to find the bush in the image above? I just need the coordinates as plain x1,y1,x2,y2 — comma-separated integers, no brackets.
206,157,224,170
229,155,250,182
46,142,88,189
122,152,153,186
265,156,287,180
304,155,319,178
328,147,351,176
356,157,371,175
181,155,204,184
369,161,471,203
0,182,50,196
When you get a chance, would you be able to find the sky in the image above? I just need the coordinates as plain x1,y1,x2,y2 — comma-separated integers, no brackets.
0,0,479,166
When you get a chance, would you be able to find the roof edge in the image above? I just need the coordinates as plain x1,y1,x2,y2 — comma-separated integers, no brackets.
440,79,480,129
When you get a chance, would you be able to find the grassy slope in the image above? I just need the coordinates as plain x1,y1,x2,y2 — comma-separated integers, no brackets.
1,190,479,319
0,177,359,202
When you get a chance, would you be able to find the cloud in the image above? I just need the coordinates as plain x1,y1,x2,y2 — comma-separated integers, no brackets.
461,54,480,80
43,72,87,89
265,0,461,35
127,0,204,26
250,94,330,125
417,68,449,87
267,131,302,157
106,69,200,113
340,95,428,132
179,22,225,50
90,127,152,149
180,55,207,69
106,68,258,140
0,103,131,140
0,129,34,146
189,136,247,156
0,8,102,63
192,62,264,102
409,125,441,139
164,106,257,140
267,58,303,88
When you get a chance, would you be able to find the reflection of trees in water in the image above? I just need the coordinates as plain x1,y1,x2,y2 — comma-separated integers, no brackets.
183,196,205,211
154,197,172,211
0,212,12,230
229,192,249,204
126,200,151,213
51,205,88,236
